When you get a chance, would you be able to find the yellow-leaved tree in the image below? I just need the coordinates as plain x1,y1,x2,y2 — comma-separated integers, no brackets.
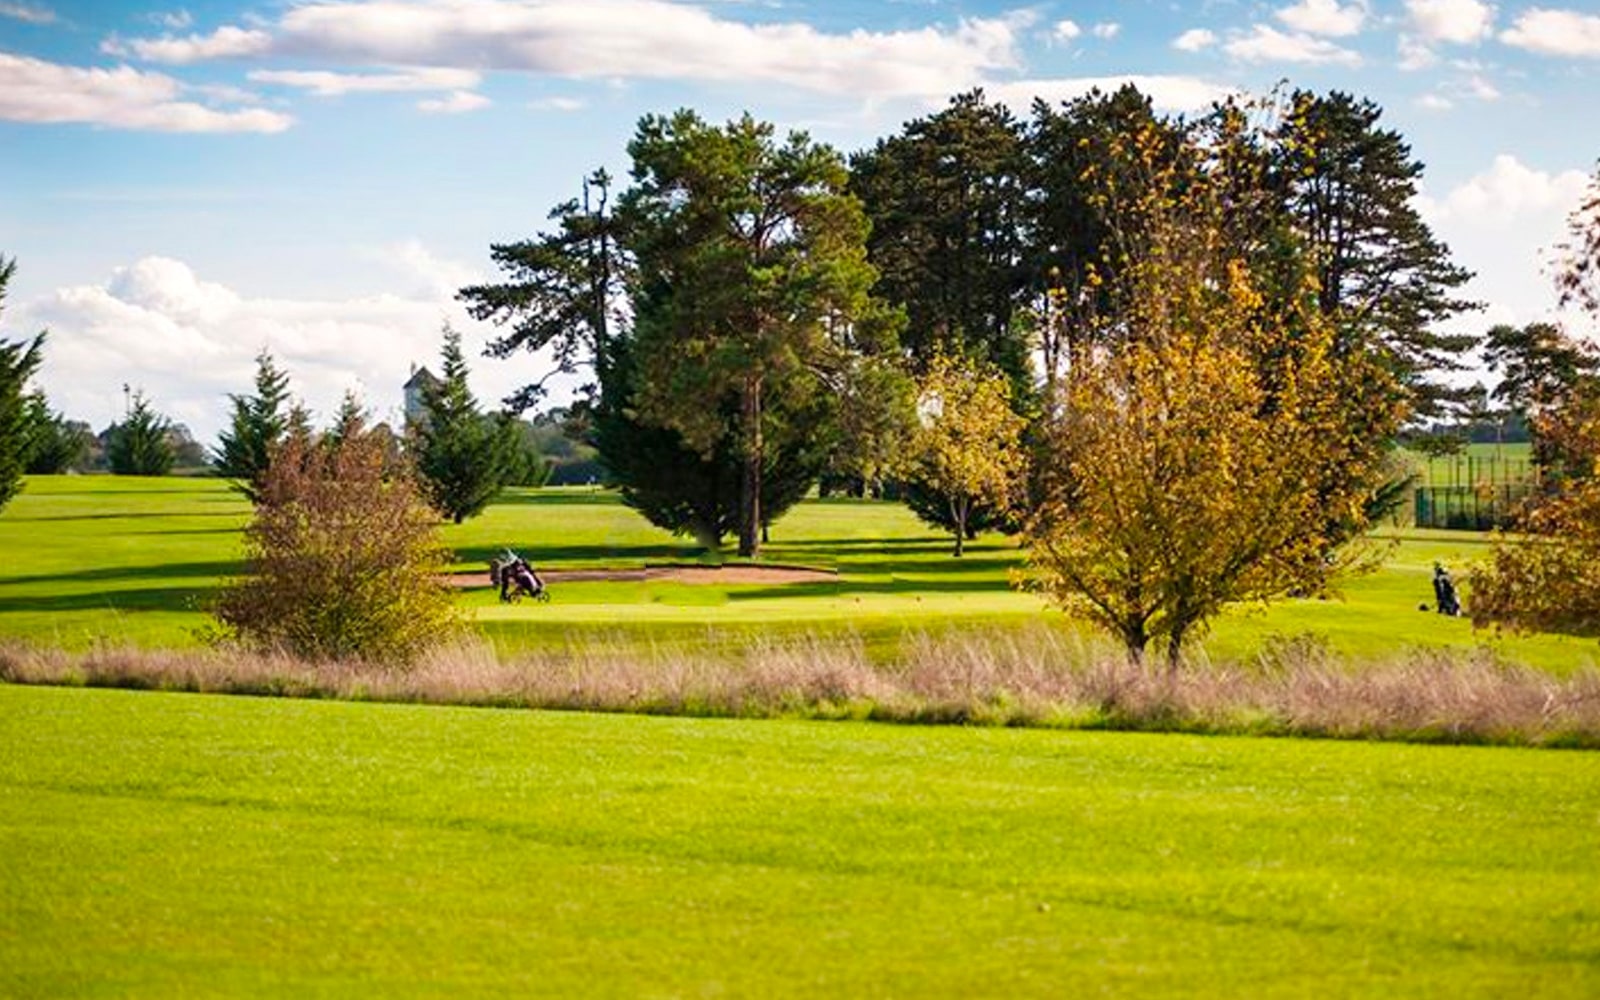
1025,108,1403,668
905,352,1029,556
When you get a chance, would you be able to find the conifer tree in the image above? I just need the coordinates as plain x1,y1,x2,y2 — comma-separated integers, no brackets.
413,325,517,523
0,255,45,511
108,390,175,476
214,350,292,502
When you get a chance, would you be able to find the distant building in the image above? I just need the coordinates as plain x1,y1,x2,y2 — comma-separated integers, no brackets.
403,365,441,426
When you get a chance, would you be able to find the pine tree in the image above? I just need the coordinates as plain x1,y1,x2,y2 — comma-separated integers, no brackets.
108,390,175,476
0,255,46,512
23,393,90,474
214,350,292,503
414,325,518,523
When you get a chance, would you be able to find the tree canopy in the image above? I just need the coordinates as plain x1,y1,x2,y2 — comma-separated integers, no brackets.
0,255,45,512
412,325,519,523
214,350,293,503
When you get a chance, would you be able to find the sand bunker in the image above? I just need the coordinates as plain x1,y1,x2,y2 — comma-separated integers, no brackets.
445,563,836,589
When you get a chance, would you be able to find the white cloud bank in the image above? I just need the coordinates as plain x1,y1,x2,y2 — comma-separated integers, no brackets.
0,53,291,133
1275,0,1368,38
0,1,54,24
1500,8,1600,58
1405,0,1495,45
247,67,481,97
1223,24,1362,65
16,249,540,440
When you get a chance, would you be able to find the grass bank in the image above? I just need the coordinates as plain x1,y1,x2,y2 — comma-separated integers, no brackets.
3,684,1597,997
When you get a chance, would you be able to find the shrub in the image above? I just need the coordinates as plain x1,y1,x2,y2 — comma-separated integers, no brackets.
214,428,462,663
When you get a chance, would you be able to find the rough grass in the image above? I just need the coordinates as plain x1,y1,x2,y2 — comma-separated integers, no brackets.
6,628,1597,748
4,684,1598,998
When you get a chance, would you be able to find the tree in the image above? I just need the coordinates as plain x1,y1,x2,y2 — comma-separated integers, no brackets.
459,169,630,413
1482,321,1600,474
214,427,461,662
214,350,293,503
850,91,1032,381
413,325,518,523
1555,159,1600,315
903,353,1028,556
1025,119,1401,667
1269,90,1477,419
622,110,883,557
0,254,45,512
22,394,90,474
107,389,175,476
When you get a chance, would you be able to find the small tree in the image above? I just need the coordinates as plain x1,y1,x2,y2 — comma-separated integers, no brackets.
23,393,90,474
214,350,293,502
903,352,1027,556
107,389,175,476
0,254,45,512
214,428,461,663
413,325,518,523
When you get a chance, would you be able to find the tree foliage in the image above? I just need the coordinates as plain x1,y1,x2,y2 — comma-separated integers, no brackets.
1026,117,1402,667
22,393,89,474
1555,160,1600,316
0,255,45,511
413,325,519,523
903,352,1027,556
107,390,175,476
214,350,293,503
622,110,884,557
215,426,461,663
1482,321,1600,475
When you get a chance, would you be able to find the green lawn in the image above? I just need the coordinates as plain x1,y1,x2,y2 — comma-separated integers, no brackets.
2,475,1598,670
2,684,1596,997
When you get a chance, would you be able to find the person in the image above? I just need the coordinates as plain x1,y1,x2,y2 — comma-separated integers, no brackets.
497,549,546,603
1432,563,1460,617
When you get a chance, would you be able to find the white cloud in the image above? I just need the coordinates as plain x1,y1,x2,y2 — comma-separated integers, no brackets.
0,1,53,24
1398,35,1438,69
1501,8,1600,58
1091,22,1120,40
1405,0,1494,45
1415,92,1454,110
1416,154,1589,224
112,0,1025,102
17,252,527,440
1172,28,1217,52
1052,19,1080,42
248,67,481,97
1465,74,1500,100
987,75,1234,113
417,90,491,113
155,9,193,30
104,25,273,64
1223,24,1362,65
0,53,292,133
528,96,585,111
1275,0,1367,38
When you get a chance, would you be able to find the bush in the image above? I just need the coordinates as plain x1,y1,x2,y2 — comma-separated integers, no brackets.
214,429,462,663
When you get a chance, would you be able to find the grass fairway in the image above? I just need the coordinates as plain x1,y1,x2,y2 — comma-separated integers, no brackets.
3,475,1599,669
2,684,1597,997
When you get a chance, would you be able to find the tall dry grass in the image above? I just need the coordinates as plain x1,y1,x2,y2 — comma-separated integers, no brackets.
3,630,1597,748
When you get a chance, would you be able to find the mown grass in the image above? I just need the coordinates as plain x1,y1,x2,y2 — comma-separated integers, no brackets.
2,475,1597,670
3,684,1598,998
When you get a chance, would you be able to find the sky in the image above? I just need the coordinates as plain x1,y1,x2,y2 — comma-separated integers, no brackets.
1,0,1597,440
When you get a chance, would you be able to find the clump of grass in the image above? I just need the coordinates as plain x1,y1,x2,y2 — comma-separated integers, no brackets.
3,630,1597,748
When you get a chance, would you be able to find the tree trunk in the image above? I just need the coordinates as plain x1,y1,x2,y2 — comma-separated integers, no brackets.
951,495,966,557
738,375,763,559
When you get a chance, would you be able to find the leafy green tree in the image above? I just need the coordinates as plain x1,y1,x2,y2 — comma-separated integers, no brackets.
622,110,883,557
413,325,518,523
1555,159,1600,315
22,394,90,474
107,389,175,476
214,350,293,502
850,91,1032,381
0,255,46,511
459,168,630,413
1482,321,1600,473
1269,90,1477,418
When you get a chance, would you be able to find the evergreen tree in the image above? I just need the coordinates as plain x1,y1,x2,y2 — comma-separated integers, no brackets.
108,390,175,476
0,255,45,511
414,325,518,523
23,393,90,474
850,91,1032,382
1270,90,1477,418
214,350,292,502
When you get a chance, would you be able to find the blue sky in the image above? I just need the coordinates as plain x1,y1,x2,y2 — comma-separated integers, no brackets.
2,0,1597,438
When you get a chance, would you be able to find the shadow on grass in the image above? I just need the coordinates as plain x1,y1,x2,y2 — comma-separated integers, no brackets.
490,490,624,507
4,510,245,523
0,585,218,614
452,542,704,566
0,561,243,588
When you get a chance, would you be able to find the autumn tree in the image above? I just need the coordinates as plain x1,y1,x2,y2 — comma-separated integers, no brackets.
0,255,45,512
1482,321,1600,475
622,110,883,557
215,427,460,662
412,325,519,523
107,390,175,476
904,352,1028,556
1026,119,1401,667
214,350,293,503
